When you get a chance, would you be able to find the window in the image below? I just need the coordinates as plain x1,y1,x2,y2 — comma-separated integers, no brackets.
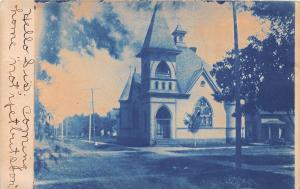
155,61,171,78
168,82,172,90
162,82,165,90
155,81,159,90
194,97,213,127
200,80,206,87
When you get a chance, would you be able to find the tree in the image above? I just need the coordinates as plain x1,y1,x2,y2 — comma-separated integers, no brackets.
211,1,295,142
35,92,53,141
34,92,72,176
184,113,201,147
102,117,117,136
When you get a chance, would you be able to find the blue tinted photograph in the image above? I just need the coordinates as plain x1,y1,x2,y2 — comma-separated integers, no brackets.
34,1,295,189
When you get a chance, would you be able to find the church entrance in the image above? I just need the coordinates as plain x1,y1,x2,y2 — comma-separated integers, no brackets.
155,106,171,139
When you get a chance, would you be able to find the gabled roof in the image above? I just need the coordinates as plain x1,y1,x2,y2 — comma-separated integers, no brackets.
137,3,178,57
176,47,220,94
175,47,203,92
119,71,141,102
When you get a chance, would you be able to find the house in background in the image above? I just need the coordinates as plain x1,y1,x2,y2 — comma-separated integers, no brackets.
245,110,294,144
118,4,240,146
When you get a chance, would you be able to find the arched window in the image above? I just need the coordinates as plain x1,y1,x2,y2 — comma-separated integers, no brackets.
155,61,171,78
194,97,213,127
156,106,171,119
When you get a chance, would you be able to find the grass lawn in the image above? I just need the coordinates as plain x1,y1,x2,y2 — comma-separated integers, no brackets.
149,156,294,189
208,155,294,165
35,148,294,189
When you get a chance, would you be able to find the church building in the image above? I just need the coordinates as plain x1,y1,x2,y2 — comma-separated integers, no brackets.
118,4,236,146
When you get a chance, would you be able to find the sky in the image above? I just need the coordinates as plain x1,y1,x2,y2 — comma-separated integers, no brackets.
36,0,270,125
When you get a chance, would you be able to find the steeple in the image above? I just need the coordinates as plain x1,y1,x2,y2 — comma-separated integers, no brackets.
172,24,187,47
137,3,180,57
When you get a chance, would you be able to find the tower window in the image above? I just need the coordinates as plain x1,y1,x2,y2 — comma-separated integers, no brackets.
155,81,159,90
162,82,165,90
179,35,183,42
155,61,171,78
168,82,172,90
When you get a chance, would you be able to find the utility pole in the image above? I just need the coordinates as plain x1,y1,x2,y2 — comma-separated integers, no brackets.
89,100,92,143
232,1,242,169
213,0,242,168
66,119,68,138
61,121,64,141
91,88,96,143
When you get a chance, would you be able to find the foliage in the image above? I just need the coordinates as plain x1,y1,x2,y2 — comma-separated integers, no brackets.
35,91,53,141
211,1,295,115
62,113,118,137
184,113,201,147
184,113,200,134
35,91,72,176
34,142,72,176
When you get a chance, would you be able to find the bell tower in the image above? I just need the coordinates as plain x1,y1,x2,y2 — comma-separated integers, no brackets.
136,3,181,96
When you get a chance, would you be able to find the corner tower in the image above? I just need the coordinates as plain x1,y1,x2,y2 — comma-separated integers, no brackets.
137,3,181,97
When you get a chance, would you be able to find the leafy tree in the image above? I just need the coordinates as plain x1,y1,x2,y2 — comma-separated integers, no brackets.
211,1,295,141
60,113,118,138
64,114,90,137
35,91,53,141
184,113,201,147
101,117,117,136
34,92,71,176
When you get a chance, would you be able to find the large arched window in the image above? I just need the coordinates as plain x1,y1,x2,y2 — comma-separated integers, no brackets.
155,61,171,78
155,106,171,138
194,97,213,127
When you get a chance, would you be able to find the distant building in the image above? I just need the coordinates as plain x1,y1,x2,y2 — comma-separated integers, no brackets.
118,5,238,146
245,110,294,144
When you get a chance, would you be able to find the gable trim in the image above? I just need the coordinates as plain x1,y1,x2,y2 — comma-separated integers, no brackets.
185,68,220,95
119,73,133,102
202,69,221,94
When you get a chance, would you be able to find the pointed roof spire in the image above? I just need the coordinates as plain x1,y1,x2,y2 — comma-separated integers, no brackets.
137,2,180,57
119,67,134,101
172,24,187,35
119,65,141,102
